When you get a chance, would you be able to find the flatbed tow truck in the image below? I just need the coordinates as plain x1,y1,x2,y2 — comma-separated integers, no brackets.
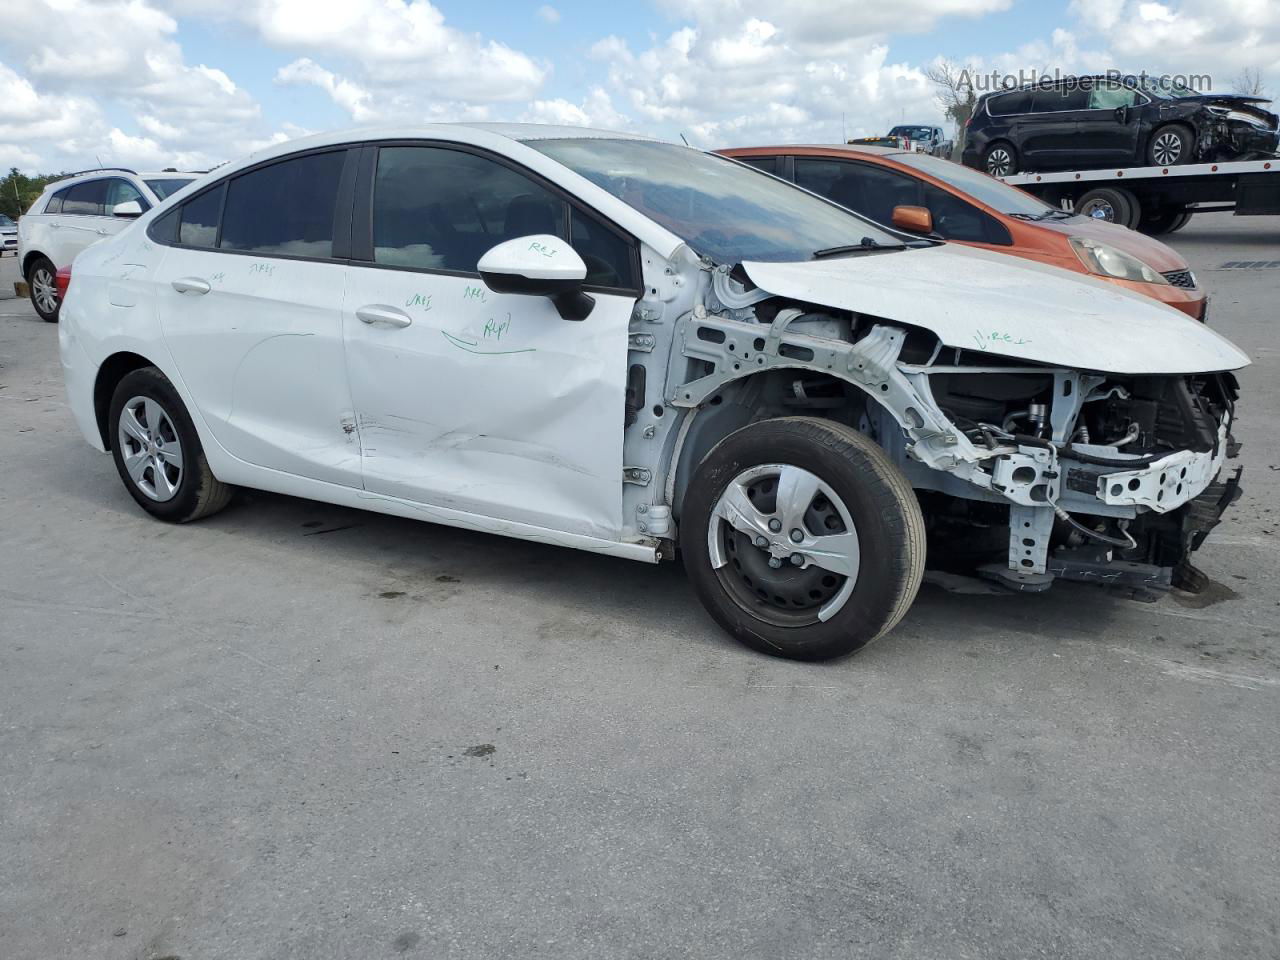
1001,157,1280,234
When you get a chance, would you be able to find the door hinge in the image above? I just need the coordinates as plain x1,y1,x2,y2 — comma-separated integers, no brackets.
623,466,652,485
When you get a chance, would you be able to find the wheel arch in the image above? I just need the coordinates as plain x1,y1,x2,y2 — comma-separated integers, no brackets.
22,249,50,279
93,351,158,450
667,367,905,525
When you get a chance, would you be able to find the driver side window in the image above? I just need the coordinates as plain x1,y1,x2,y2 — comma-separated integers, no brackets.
371,146,637,289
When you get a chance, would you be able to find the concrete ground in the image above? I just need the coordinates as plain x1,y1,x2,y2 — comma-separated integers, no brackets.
1,217,1278,960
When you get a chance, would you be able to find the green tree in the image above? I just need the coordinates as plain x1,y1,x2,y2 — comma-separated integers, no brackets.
1,168,66,221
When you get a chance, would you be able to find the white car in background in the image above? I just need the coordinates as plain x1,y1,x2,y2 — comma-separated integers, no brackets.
57,125,1247,660
18,168,195,321
0,214,17,254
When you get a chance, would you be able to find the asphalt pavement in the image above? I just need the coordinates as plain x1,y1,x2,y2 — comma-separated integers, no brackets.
1,217,1278,960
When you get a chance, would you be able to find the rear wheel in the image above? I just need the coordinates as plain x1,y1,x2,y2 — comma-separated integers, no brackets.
984,143,1018,177
109,367,233,523
1168,210,1193,233
682,417,925,661
1136,204,1190,235
1076,187,1136,227
26,256,59,323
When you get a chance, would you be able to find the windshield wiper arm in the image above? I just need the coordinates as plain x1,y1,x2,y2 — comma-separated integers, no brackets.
812,237,902,259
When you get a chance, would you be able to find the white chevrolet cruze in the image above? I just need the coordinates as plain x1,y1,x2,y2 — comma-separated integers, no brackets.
59,125,1248,659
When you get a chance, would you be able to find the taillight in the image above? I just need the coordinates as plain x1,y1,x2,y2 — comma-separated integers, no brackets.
55,264,72,300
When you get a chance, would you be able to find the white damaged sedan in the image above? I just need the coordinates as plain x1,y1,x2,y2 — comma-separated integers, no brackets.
58,125,1249,660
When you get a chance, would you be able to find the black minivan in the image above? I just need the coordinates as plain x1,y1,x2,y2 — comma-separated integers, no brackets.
962,75,1278,176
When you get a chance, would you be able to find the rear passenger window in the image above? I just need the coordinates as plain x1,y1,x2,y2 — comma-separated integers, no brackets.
371,145,637,288
1031,87,1088,112
219,151,346,258
179,183,225,248
62,180,108,216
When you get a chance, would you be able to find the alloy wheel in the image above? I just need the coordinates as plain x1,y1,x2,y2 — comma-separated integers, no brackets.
31,267,57,315
1152,132,1183,165
707,463,861,625
117,396,184,502
986,148,1013,177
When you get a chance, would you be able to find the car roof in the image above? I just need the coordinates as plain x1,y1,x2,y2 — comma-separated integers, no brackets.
43,170,198,192
722,143,908,159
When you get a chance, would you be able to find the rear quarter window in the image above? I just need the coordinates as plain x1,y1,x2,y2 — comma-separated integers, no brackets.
988,90,1033,116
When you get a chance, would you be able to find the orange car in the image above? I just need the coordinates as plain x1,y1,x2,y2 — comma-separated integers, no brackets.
717,144,1207,321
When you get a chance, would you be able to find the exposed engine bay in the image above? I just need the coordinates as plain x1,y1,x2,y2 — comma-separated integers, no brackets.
636,257,1244,598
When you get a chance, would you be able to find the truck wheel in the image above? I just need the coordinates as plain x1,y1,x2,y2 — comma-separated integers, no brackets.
984,143,1018,177
1076,188,1135,226
1149,125,1192,166
1168,211,1193,233
1137,205,1190,235
109,367,234,523
26,256,60,323
681,417,925,661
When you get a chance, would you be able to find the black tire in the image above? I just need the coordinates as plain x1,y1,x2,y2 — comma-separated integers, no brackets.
1148,125,1193,166
984,142,1018,177
1076,187,1135,226
1136,204,1190,235
1168,211,1193,233
681,417,925,661
108,366,233,522
26,255,60,323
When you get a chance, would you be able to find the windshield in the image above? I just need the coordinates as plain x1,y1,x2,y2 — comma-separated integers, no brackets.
889,126,934,140
0,214,14,227
893,153,1064,217
145,178,194,200
528,138,903,263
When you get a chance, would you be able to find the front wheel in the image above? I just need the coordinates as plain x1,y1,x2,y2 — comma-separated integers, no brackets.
27,256,60,323
681,417,925,661
1149,125,1192,166
109,366,234,522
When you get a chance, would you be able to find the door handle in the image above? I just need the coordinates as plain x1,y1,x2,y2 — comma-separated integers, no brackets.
356,304,413,328
171,277,211,295
96,228,109,236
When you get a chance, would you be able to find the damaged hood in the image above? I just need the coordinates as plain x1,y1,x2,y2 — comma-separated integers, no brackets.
741,244,1250,375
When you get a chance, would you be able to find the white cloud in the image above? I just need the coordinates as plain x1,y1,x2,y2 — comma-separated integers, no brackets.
0,0,267,170
520,88,629,128
174,0,548,106
537,5,560,24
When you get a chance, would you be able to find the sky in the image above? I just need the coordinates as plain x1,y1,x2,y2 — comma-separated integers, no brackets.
1,0,1277,173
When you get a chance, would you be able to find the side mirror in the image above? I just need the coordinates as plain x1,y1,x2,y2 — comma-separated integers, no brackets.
477,234,594,321
112,200,143,218
1113,105,1129,123
891,204,934,234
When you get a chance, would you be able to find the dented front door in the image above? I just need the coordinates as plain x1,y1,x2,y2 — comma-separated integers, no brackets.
341,266,633,540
